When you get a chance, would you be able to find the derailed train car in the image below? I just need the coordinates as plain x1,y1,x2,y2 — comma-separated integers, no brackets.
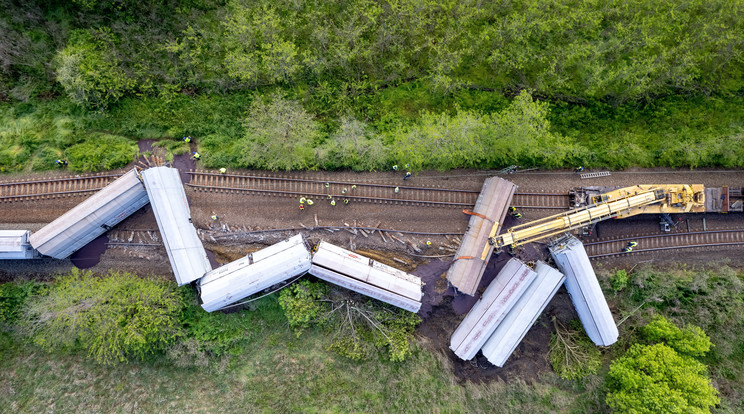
142,167,212,286
309,241,424,312
29,169,150,259
446,177,517,296
550,234,618,347
199,235,311,312
450,258,537,361
480,261,565,367
0,230,39,259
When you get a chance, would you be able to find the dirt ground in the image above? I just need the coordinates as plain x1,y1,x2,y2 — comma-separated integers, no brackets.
2,152,744,383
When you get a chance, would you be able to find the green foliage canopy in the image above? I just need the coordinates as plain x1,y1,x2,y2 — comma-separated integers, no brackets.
65,134,137,171
606,343,719,413
54,29,136,109
21,269,181,365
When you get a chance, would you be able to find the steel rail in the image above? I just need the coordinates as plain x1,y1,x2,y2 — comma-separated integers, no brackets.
0,173,121,187
586,228,744,258
187,170,569,209
0,172,122,202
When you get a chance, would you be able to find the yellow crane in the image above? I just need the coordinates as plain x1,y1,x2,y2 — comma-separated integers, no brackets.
484,185,705,257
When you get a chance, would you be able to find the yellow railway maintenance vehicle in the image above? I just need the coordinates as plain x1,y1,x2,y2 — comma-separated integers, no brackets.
486,185,705,254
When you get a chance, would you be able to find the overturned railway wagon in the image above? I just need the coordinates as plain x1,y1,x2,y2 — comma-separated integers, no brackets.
309,241,423,312
142,167,212,285
446,177,517,296
481,261,565,367
550,234,618,347
0,230,39,259
450,258,537,361
29,169,149,259
199,235,311,312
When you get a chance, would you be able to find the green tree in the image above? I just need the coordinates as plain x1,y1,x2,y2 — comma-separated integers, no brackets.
607,317,719,413
223,4,301,86
606,343,719,413
278,280,328,337
238,93,321,170
22,269,180,365
319,117,387,171
54,29,136,109
643,315,712,358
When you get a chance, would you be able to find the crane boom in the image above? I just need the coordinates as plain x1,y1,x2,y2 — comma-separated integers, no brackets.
484,189,666,258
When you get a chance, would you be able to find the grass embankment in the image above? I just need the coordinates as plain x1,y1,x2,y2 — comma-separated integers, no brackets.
0,272,602,413
2,87,744,173
2,264,744,412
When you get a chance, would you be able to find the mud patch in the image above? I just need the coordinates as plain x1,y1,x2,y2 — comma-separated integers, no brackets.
70,234,108,269
137,139,156,154
172,151,195,184
451,251,511,315
205,249,221,269
412,258,453,317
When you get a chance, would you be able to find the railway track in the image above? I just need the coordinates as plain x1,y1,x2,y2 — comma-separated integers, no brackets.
106,229,162,246
0,173,122,202
585,229,744,258
187,170,569,209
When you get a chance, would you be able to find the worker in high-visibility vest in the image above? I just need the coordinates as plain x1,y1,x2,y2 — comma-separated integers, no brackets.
404,171,412,180
211,214,218,220
183,136,191,143
299,204,305,211
343,198,349,205
394,187,399,193
330,199,336,206
219,168,226,174
193,152,200,160
300,197,306,205
426,240,432,246
392,165,398,171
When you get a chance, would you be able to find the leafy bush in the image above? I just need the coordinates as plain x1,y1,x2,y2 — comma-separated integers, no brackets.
278,280,328,337
65,134,137,171
318,117,388,171
236,93,321,170
177,288,258,358
610,269,628,293
279,280,420,362
0,282,45,324
643,315,712,358
548,319,602,380
21,269,180,365
54,29,136,109
606,343,719,413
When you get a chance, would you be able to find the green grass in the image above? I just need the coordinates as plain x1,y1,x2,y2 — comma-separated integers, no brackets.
4,86,744,174
0,286,604,414
0,330,604,413
3,265,744,412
